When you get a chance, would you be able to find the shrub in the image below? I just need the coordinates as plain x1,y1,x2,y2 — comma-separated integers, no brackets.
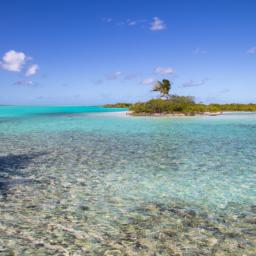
129,97,256,114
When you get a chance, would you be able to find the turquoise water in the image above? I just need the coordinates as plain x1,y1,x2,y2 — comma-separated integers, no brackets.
0,107,255,255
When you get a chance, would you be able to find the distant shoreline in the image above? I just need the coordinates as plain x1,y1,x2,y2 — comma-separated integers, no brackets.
105,98,256,116
128,111,223,117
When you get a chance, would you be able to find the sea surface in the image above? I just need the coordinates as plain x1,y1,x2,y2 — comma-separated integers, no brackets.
0,106,255,255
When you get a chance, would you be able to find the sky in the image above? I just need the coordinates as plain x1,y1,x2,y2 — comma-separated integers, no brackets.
0,0,256,105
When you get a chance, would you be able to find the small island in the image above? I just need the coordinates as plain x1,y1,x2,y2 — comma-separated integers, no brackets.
105,79,256,116
103,103,132,108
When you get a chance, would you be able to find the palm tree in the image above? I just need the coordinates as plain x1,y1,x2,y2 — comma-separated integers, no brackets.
152,79,171,99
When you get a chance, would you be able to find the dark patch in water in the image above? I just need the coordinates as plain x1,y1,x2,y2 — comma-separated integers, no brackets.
0,153,45,196
0,153,45,175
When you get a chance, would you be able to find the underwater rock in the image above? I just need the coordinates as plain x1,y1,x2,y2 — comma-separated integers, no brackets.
79,205,90,211
103,249,122,256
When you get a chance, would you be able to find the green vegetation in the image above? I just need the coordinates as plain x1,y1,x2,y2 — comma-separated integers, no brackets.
129,97,256,115
153,79,171,99
104,79,256,115
129,95,256,115
129,79,256,115
103,102,132,108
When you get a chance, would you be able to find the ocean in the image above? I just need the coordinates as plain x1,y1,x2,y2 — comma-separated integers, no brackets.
0,106,255,255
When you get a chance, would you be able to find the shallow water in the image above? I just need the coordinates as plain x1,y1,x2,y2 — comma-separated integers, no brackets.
0,107,255,255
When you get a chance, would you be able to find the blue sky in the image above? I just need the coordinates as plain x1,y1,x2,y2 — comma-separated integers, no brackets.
0,0,256,105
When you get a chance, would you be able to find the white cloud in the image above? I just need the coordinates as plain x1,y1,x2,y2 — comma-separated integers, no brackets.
1,50,26,72
25,64,39,76
127,19,137,26
105,71,122,80
141,77,156,85
116,21,125,26
150,17,166,31
1,50,39,77
14,80,35,86
182,79,208,88
124,73,139,80
247,47,256,54
193,47,207,55
124,19,147,27
154,66,174,75
102,17,112,23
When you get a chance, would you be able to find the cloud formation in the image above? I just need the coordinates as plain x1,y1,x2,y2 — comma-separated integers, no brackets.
182,79,208,88
154,66,174,75
1,50,39,77
25,64,39,76
193,47,207,55
13,80,35,86
141,77,156,85
103,16,166,31
126,19,147,26
124,73,139,80
127,19,137,26
150,17,166,31
247,47,256,54
105,71,122,80
1,50,26,72
102,17,112,23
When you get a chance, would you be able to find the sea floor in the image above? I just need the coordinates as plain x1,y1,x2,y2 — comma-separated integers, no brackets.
0,108,255,255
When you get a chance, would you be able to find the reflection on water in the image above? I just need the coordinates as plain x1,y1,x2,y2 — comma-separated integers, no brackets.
0,108,255,255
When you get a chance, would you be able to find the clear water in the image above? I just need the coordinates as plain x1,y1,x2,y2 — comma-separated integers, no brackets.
0,107,255,255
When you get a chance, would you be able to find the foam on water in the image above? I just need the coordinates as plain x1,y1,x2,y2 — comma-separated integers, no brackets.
0,107,255,255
